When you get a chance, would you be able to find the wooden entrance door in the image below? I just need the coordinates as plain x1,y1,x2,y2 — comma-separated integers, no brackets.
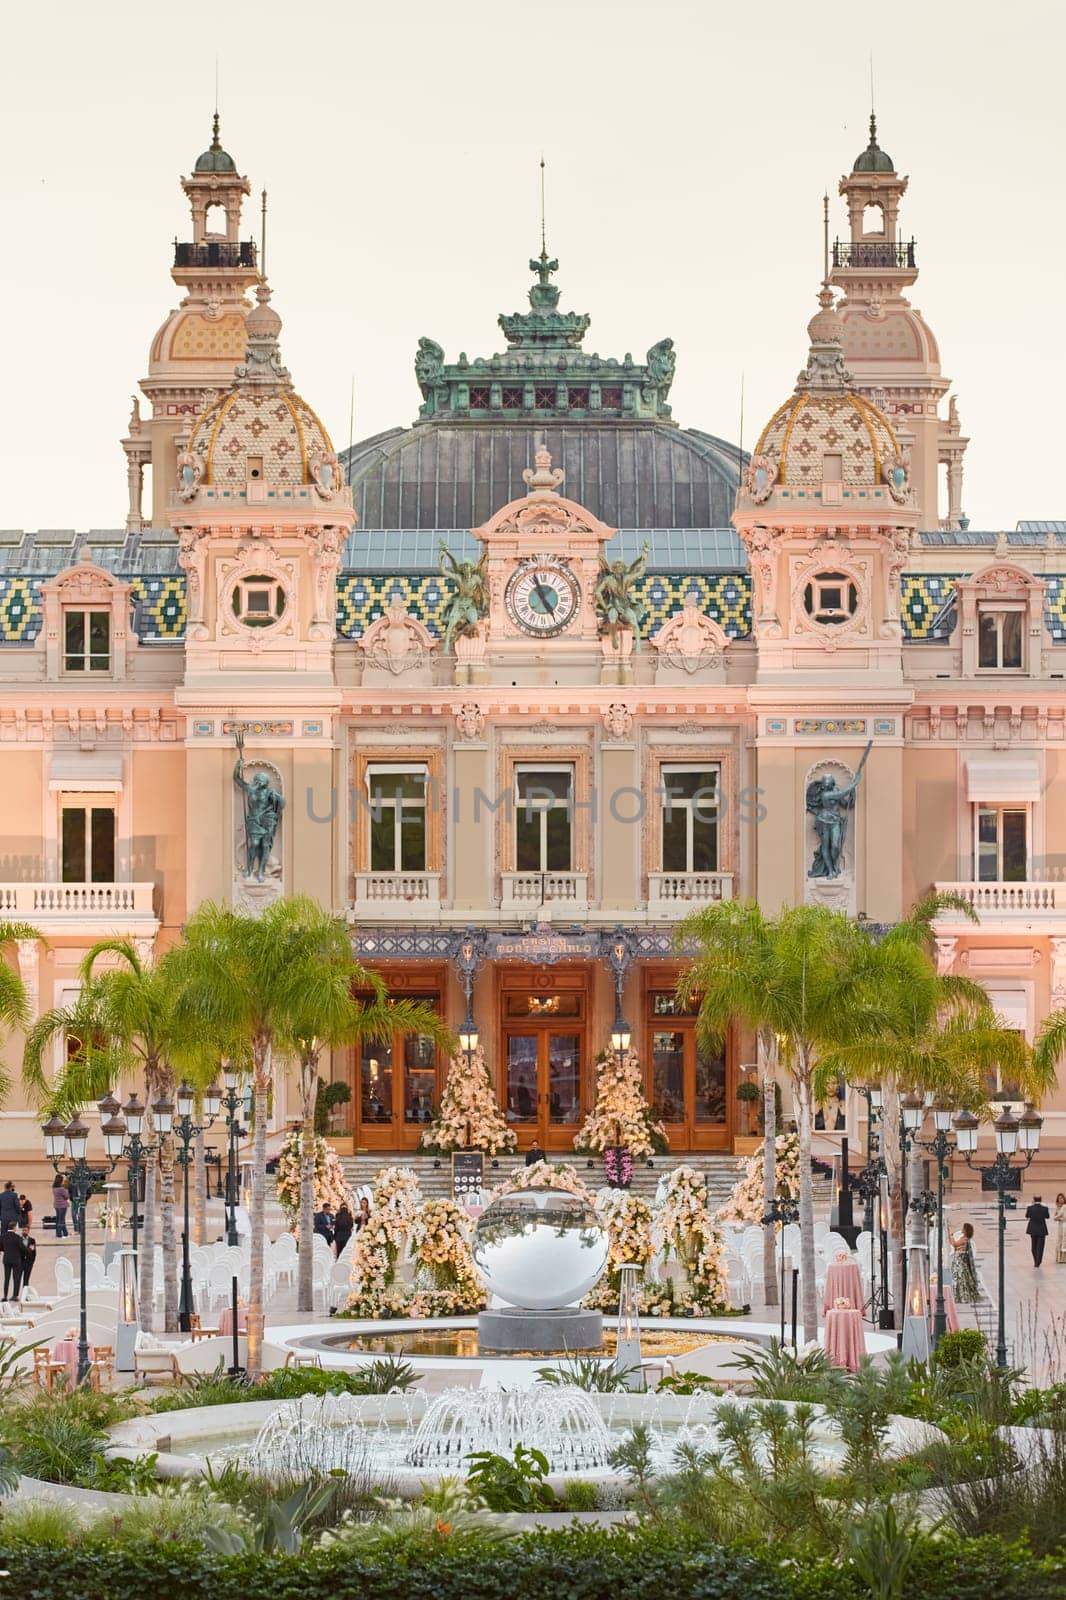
499,967,588,1151
645,985,730,1150
353,968,444,1151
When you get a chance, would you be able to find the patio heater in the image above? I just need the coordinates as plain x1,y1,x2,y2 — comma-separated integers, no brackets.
900,1242,931,1364
115,1247,140,1372
614,1264,643,1389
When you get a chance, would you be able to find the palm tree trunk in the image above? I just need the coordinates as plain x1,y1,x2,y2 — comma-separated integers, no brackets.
297,1061,318,1315
246,1035,271,1378
139,1145,158,1329
193,1125,207,1246
159,1136,179,1333
761,1037,778,1307
794,1061,818,1344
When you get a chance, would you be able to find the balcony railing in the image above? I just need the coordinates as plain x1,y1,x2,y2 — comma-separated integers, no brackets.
0,883,156,918
351,872,441,913
173,240,258,270
647,871,735,916
501,871,589,913
832,239,917,271
935,880,1064,916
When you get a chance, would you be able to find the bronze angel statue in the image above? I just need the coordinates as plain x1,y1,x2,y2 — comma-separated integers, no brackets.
439,542,489,652
595,543,649,652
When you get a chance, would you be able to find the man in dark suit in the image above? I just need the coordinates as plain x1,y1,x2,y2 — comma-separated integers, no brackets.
525,1139,545,1167
1,1225,25,1301
1026,1195,1051,1266
19,1226,36,1290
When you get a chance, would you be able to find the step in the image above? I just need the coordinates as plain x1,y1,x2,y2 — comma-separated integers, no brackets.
340,1151,753,1204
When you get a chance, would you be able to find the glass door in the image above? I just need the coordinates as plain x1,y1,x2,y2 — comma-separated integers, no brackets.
647,990,730,1149
356,991,441,1149
505,1029,584,1149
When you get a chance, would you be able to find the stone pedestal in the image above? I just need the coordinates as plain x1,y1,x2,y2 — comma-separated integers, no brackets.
477,1306,603,1354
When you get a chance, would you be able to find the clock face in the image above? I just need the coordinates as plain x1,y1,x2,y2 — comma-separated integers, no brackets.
505,557,580,637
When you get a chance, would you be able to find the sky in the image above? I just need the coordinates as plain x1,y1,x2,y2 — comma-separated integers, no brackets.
0,0,1061,533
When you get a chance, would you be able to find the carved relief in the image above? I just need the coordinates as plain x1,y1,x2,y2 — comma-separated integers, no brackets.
746,451,778,504
602,703,634,742
652,596,727,675
359,598,436,674
454,703,486,742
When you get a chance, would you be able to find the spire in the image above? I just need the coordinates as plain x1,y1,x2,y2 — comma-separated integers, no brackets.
194,110,237,174
210,110,222,153
498,247,590,348
853,110,894,173
796,283,851,395
234,281,291,388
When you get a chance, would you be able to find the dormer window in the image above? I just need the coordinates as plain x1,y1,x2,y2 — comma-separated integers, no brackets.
63,609,110,673
978,604,1023,671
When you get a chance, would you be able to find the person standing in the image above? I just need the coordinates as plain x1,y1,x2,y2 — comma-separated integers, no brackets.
332,1202,354,1257
1026,1196,1051,1267
0,1182,20,1236
312,1206,335,1247
525,1139,546,1167
355,1196,371,1231
949,1222,981,1304
1054,1193,1066,1266
18,1195,32,1229
19,1225,36,1291
52,1178,70,1239
1,1225,25,1301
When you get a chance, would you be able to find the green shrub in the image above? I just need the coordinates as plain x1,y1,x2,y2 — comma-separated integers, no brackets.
934,1330,987,1370
725,1339,843,1403
559,1480,599,1512
537,1357,638,1392
149,1357,418,1413
465,1444,557,1512
657,1371,723,1395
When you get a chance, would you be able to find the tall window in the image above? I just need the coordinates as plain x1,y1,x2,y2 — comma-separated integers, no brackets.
366,766,427,873
64,610,110,673
61,805,116,883
515,766,573,872
976,805,1027,882
978,606,1023,670
661,766,719,873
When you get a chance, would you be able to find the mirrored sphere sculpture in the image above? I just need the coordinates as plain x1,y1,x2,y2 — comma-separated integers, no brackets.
472,1189,608,1309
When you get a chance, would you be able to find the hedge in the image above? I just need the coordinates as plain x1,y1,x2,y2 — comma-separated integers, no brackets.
0,1528,1061,1600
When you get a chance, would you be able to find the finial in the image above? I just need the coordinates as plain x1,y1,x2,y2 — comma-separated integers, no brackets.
869,110,878,148
260,188,268,279
211,110,221,152
540,154,547,256
522,442,564,496
822,193,830,289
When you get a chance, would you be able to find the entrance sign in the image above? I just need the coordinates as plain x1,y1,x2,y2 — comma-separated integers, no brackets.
488,932,598,962
452,1150,485,1202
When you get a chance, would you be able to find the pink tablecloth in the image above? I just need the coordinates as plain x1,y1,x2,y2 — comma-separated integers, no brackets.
51,1339,94,1384
822,1261,864,1314
824,1308,865,1371
217,1307,248,1337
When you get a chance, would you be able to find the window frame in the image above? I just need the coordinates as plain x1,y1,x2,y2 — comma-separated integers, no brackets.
514,762,575,874
62,608,111,674
976,602,1025,672
973,802,1029,883
59,797,117,884
659,763,721,874
364,763,429,874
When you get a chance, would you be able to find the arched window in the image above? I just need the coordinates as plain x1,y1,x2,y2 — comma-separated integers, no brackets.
862,202,885,237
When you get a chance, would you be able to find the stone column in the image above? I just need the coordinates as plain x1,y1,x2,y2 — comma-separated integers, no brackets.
124,447,145,532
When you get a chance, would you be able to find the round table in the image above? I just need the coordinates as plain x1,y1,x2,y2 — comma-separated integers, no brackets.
217,1306,248,1338
823,1308,865,1371
822,1260,863,1314
51,1338,94,1385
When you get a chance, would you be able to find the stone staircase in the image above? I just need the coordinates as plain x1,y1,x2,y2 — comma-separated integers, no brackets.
340,1151,748,1204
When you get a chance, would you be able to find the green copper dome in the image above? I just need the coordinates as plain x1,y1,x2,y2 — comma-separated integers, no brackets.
194,112,237,174
853,112,894,173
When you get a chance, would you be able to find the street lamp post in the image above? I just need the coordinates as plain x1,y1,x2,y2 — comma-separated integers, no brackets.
171,1080,221,1332
42,1109,126,1385
220,1064,245,1248
458,1008,479,1149
902,1094,957,1348
761,1192,800,1345
118,1091,154,1269
956,1104,1042,1370
856,1084,887,1326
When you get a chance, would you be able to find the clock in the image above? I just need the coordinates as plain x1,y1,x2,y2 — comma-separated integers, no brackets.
504,556,580,637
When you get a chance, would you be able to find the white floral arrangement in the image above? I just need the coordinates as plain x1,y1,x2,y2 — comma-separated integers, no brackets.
274,1130,352,1229
573,1048,668,1157
583,1190,656,1311
409,1196,485,1309
491,1160,597,1210
346,1165,423,1315
419,1042,516,1156
653,1165,729,1312
716,1133,801,1223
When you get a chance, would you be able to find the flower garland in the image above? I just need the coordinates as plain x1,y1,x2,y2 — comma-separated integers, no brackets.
584,1190,655,1310
716,1133,802,1223
491,1160,597,1210
419,1042,516,1156
346,1166,422,1315
408,1197,485,1312
274,1130,352,1229
653,1165,729,1313
573,1048,668,1158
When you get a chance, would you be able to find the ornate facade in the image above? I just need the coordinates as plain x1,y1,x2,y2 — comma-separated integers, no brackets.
1,119,1063,1181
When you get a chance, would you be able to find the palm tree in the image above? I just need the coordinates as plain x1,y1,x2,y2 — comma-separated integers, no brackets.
0,921,41,1107
23,940,193,1330
678,900,790,1306
273,902,451,1312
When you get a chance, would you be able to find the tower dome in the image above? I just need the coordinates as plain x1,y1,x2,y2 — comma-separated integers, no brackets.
852,112,894,174
194,111,237,174
184,283,339,492
751,288,907,496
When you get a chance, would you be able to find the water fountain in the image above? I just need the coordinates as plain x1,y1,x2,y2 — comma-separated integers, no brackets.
407,1386,611,1472
472,1189,609,1353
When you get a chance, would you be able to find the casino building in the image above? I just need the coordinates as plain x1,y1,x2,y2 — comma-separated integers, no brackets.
1,115,1064,1179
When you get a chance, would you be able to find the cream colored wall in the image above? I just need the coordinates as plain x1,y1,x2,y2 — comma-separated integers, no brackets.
600,745,638,910
451,745,492,910
754,744,799,912
901,747,960,903
0,749,45,879
132,749,186,932
857,745,903,922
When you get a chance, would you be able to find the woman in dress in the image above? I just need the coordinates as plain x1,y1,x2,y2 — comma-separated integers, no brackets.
949,1221,981,1303
1054,1193,1066,1265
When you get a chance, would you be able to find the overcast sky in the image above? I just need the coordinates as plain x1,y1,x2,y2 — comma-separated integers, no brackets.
0,0,1060,533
